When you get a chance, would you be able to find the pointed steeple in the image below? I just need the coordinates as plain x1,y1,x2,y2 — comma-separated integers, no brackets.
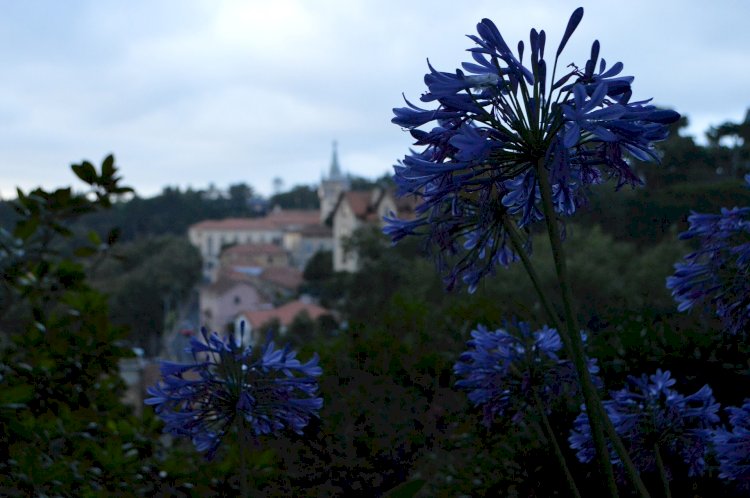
329,140,343,180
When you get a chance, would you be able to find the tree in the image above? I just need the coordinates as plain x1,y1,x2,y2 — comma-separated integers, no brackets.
303,250,333,282
707,109,750,177
269,185,320,210
89,235,201,356
0,156,161,495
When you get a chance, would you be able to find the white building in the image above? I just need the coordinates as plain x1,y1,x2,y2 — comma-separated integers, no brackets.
282,224,334,269
188,209,322,281
329,188,414,272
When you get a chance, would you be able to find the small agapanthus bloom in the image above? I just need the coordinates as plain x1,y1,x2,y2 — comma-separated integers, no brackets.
712,399,750,490
569,369,720,477
385,7,679,291
145,327,323,458
453,321,598,426
667,174,750,335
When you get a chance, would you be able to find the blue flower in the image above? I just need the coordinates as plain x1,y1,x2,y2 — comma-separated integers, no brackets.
712,399,750,490
385,7,679,291
569,370,720,477
454,321,598,426
667,176,750,335
145,327,323,458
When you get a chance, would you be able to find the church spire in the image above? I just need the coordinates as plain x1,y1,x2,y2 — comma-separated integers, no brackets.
329,140,343,180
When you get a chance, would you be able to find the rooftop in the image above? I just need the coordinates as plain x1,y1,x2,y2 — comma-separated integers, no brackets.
190,209,321,232
237,300,331,329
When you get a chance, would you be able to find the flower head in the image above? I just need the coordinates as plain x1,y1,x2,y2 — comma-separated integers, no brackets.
386,7,679,291
145,327,323,458
453,321,598,426
667,176,750,335
712,399,750,490
569,369,720,477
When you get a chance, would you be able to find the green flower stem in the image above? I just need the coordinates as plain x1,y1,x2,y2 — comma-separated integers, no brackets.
239,421,250,497
501,216,563,333
533,160,634,498
502,214,617,498
534,391,583,498
654,443,672,498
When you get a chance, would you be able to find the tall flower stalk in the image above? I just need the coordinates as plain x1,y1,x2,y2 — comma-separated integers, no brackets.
570,370,720,495
454,322,596,498
146,326,323,494
386,6,679,496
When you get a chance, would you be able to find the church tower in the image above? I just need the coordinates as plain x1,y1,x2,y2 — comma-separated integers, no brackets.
318,141,350,222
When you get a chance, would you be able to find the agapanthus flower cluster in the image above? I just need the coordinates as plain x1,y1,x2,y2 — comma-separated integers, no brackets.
145,327,323,458
453,321,598,426
712,399,750,491
385,7,679,291
667,174,750,335
569,369,719,477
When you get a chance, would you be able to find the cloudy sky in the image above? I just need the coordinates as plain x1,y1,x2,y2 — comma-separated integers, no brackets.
0,0,748,199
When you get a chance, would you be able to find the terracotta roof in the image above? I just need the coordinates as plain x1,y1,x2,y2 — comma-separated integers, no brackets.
258,266,303,290
189,210,321,232
237,300,331,329
220,266,303,292
329,188,403,224
222,243,286,256
343,191,373,219
203,275,258,295
204,272,274,303
266,209,321,224
295,224,333,237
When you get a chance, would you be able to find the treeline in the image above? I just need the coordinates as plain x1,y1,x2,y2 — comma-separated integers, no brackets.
0,175,394,244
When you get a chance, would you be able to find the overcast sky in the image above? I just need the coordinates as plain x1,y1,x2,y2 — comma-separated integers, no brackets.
0,0,748,199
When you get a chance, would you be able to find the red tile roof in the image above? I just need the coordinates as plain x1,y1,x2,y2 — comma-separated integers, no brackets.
258,266,303,290
330,189,411,223
344,191,373,219
202,274,273,302
266,209,321,224
203,275,257,295
295,225,333,237
219,266,303,292
189,210,321,232
237,300,331,329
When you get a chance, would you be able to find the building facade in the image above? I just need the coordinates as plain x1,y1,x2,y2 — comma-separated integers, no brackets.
188,209,322,281
330,188,406,272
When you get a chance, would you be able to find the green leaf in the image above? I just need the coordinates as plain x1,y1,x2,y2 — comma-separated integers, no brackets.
87,230,102,246
0,385,34,407
13,218,39,240
101,154,115,179
74,246,97,258
72,161,97,185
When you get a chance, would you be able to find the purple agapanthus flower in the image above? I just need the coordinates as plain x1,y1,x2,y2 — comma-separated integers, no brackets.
713,399,750,491
385,7,679,291
454,321,598,426
667,175,750,335
569,370,720,478
145,326,323,458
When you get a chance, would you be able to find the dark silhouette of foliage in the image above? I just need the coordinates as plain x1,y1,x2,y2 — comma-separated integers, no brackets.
0,156,163,495
269,184,320,210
